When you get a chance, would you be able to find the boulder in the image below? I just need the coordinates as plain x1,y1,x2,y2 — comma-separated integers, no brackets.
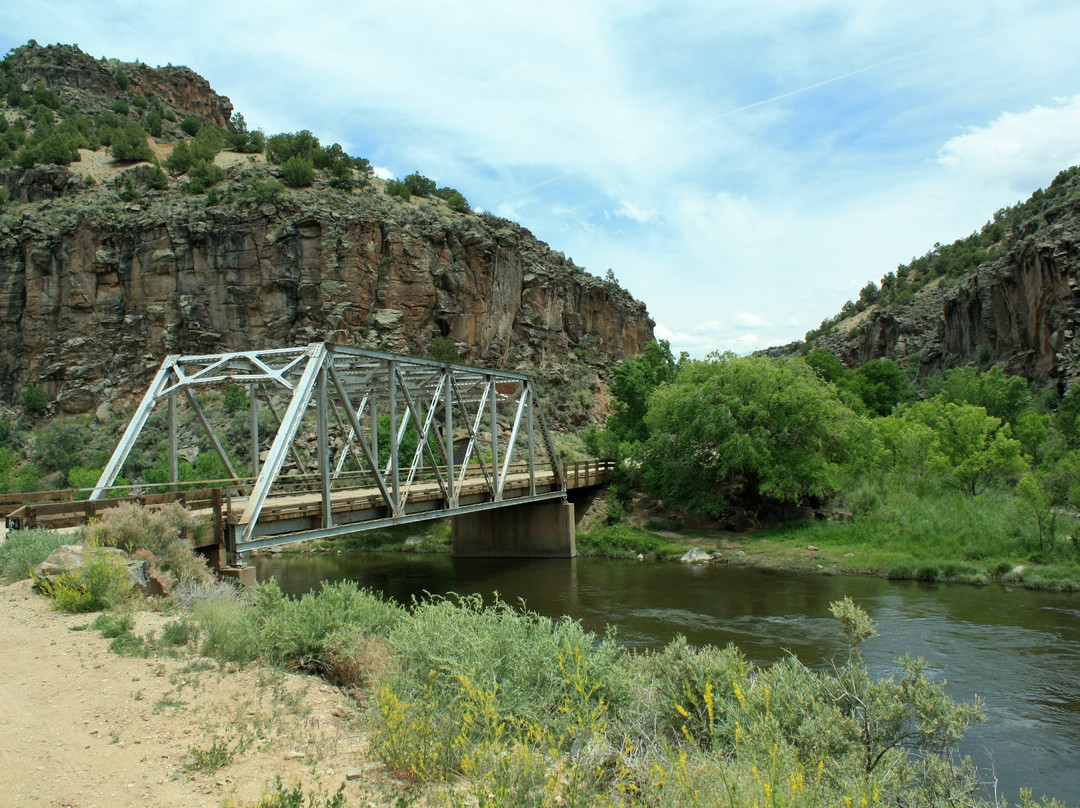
680,547,712,564
32,543,164,595
33,544,130,581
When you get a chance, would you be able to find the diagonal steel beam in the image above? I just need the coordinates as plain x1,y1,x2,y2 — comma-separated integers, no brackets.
237,343,327,542
91,357,177,499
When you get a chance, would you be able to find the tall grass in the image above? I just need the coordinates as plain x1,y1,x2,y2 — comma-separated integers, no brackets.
763,480,1080,588
0,528,69,583
193,579,403,683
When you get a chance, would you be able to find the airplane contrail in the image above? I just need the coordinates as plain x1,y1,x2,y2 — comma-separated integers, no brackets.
690,51,921,132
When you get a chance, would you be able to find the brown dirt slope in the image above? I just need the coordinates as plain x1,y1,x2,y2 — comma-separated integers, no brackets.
0,579,403,808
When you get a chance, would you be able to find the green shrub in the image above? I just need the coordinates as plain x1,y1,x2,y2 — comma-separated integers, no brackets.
265,130,320,164
281,155,314,187
144,164,168,190
247,777,346,808
375,594,630,777
21,383,49,415
83,502,210,584
114,69,130,91
403,171,435,197
384,179,410,201
0,528,69,583
110,122,153,162
187,158,225,188
252,178,284,203
111,98,129,115
434,186,470,212
180,116,201,136
36,549,134,613
192,579,403,679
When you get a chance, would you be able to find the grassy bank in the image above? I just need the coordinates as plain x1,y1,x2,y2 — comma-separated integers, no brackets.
572,484,1080,591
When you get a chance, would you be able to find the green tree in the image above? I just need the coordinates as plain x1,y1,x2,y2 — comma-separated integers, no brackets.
937,365,1031,424
641,353,855,516
403,171,436,197
281,155,315,187
803,348,845,384
165,141,194,174
21,384,49,415
109,122,152,162
144,164,168,191
841,359,911,416
266,129,320,164
145,110,163,137
384,179,410,201
902,399,1027,495
180,116,201,136
1053,386,1080,449
605,339,680,448
434,186,470,212
226,112,250,150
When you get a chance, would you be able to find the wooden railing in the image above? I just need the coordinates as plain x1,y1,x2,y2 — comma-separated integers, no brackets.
2,460,615,533
562,459,616,489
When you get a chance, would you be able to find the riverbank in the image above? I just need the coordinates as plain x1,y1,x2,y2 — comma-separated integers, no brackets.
0,578,406,807
302,510,1080,592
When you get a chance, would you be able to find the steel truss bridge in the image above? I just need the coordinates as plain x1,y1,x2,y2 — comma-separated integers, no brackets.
68,343,608,563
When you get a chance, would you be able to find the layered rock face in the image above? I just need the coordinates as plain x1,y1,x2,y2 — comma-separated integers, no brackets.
818,198,1080,389
0,182,653,414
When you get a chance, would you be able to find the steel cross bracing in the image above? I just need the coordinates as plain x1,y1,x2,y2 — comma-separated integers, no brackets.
91,343,566,562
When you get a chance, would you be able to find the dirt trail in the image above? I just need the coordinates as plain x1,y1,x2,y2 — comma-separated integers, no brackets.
0,579,402,808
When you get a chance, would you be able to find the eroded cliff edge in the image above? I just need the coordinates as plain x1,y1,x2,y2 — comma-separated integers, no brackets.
0,170,653,419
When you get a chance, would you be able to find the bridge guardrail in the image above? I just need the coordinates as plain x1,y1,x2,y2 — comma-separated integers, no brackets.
2,460,615,534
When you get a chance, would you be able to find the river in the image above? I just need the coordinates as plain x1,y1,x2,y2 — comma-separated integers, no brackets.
253,551,1080,804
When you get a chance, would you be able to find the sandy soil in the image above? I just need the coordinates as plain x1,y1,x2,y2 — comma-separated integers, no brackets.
0,579,404,808
68,143,265,184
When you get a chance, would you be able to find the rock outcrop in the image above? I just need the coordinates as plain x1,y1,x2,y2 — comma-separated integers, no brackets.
0,42,653,420
0,167,653,415
811,183,1080,390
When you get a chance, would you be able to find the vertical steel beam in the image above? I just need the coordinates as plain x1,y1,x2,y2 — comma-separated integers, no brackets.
388,359,400,515
527,384,536,496
328,365,393,509
444,367,456,507
317,364,332,529
249,382,260,479
499,389,528,495
183,388,242,485
168,392,179,494
490,377,500,501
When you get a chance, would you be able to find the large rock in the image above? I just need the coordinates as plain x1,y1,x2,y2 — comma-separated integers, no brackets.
680,547,712,564
32,543,152,593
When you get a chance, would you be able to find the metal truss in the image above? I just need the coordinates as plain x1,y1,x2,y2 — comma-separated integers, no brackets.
91,343,565,560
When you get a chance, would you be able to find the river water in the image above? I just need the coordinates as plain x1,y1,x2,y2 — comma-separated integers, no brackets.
253,552,1080,804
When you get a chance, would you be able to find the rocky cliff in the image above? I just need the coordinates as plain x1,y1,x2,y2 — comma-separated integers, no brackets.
804,168,1080,390
0,169,652,420
0,43,653,425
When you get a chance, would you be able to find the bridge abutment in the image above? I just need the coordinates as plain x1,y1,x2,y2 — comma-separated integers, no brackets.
451,500,576,558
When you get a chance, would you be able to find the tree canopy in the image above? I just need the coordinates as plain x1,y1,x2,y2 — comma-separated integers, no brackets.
640,353,855,516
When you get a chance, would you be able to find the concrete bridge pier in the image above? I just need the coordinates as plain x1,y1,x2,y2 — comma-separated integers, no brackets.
451,499,576,558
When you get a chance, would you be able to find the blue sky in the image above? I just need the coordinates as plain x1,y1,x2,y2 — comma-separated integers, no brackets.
3,1,1080,356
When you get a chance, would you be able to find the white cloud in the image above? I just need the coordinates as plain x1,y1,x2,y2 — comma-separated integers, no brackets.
735,312,771,329
938,94,1080,196
372,166,394,181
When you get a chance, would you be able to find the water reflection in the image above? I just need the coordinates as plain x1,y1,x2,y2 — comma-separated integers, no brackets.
254,552,1080,804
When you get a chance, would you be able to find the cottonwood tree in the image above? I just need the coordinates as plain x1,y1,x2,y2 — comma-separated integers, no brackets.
640,353,855,516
